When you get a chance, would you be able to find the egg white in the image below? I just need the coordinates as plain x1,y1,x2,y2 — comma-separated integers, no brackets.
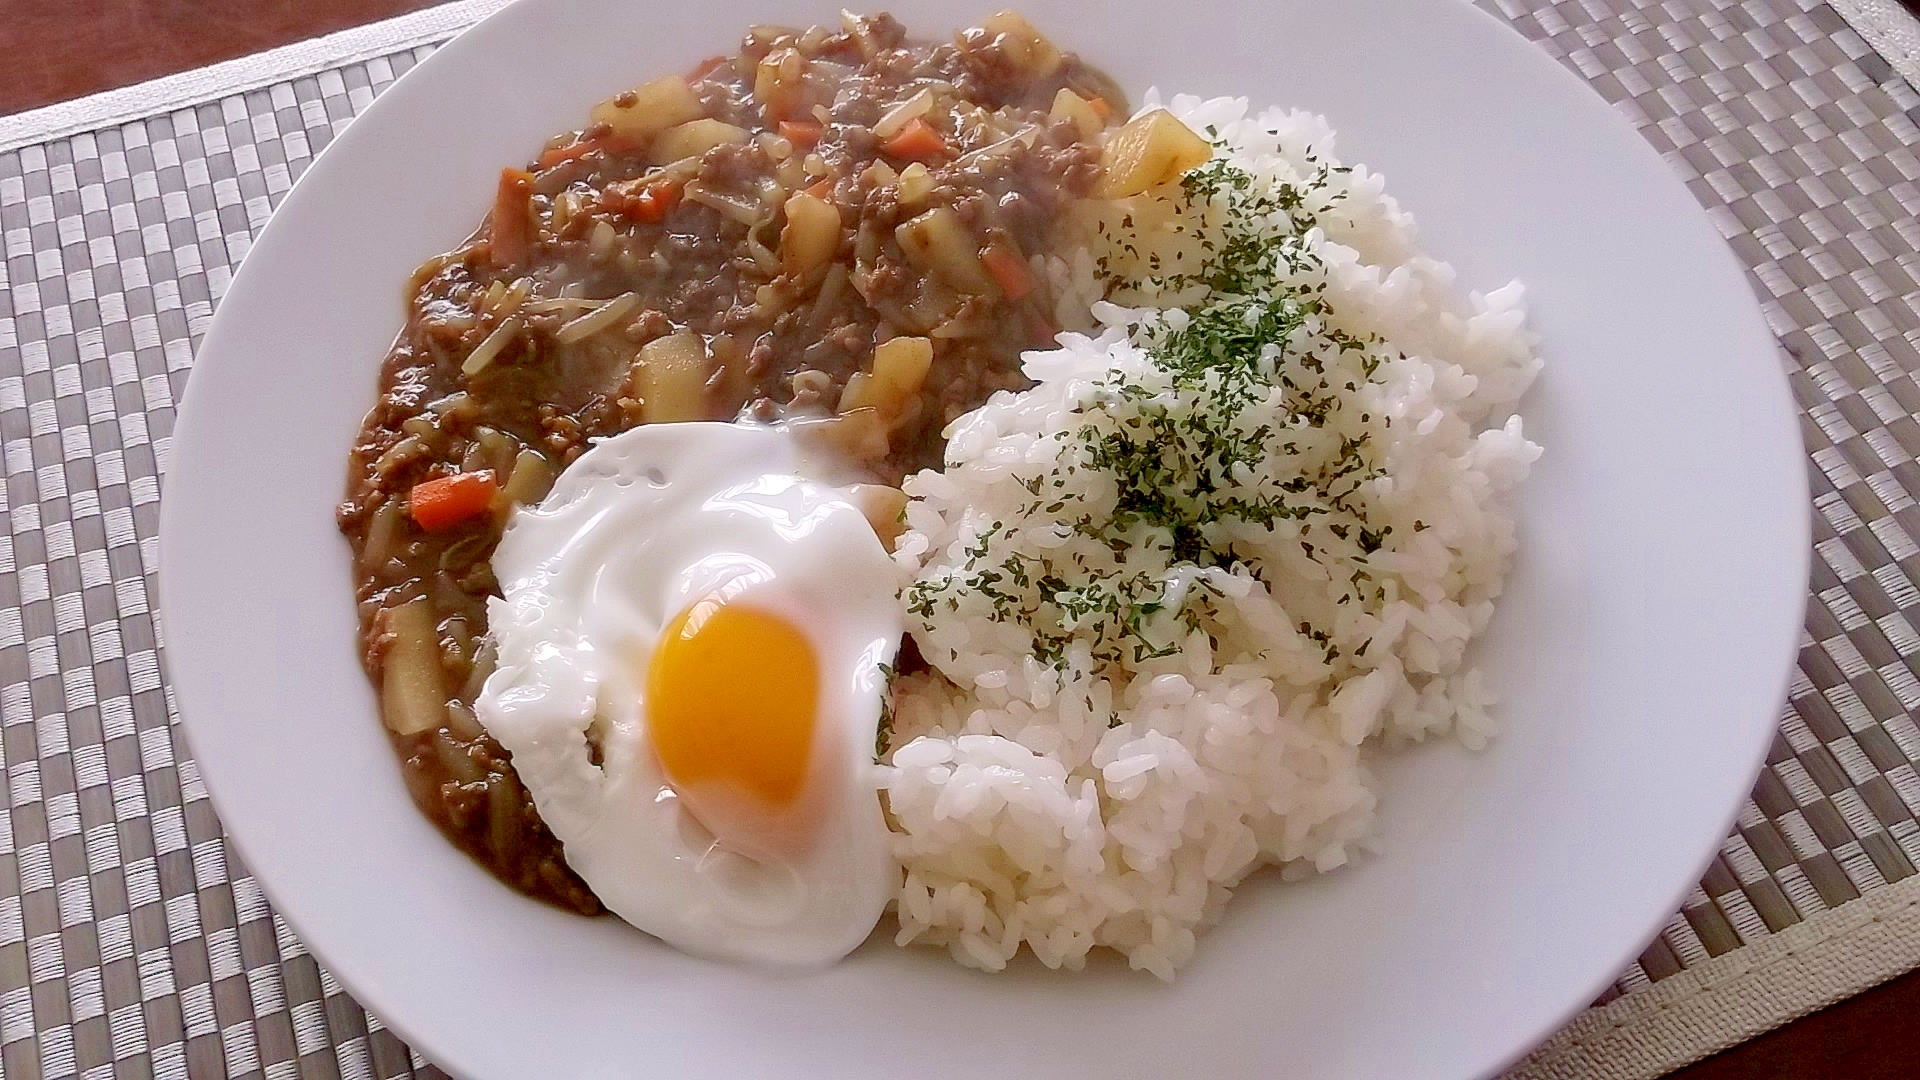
476,422,902,967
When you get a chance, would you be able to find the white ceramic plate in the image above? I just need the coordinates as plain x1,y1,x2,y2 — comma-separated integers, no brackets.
158,0,1809,1076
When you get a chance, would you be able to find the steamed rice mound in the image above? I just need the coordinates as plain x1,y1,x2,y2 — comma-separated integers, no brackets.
876,94,1544,980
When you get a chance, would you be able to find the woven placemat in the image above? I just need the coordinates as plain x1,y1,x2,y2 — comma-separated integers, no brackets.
1,1,1916,1077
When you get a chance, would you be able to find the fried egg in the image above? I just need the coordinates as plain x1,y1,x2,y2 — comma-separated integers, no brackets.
475,422,902,967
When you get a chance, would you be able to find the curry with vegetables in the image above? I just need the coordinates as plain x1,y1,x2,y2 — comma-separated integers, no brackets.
337,10,1211,910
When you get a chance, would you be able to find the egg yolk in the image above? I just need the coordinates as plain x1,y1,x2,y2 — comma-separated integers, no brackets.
646,600,819,813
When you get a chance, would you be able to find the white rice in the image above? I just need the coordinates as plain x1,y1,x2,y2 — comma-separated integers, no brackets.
875,93,1543,980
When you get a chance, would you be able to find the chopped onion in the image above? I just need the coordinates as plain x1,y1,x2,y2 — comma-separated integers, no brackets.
873,87,935,140
931,316,990,339
589,219,618,257
683,182,767,226
521,297,601,313
897,162,934,206
808,263,849,329
760,133,794,161
954,127,1039,168
421,311,476,334
554,293,640,344
462,315,522,377
444,700,486,742
491,277,531,319
744,221,782,274
424,391,474,415
359,499,403,571
372,435,427,478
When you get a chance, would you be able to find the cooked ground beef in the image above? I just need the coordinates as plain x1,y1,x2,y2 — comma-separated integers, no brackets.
335,11,1120,913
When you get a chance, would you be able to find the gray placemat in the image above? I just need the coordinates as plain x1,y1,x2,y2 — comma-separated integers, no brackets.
0,1,1916,1077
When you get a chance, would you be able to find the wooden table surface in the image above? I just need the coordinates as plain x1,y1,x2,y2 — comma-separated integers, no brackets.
3,2,1918,1078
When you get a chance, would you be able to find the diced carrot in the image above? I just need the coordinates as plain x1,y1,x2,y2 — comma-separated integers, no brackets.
408,471,498,533
536,133,645,173
980,245,1034,301
688,55,728,81
490,168,534,268
1087,96,1113,120
804,177,835,201
629,178,681,223
880,117,947,162
779,120,824,149
601,177,682,223
537,141,589,171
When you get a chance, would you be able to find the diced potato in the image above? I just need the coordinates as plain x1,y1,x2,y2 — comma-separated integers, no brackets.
499,448,557,508
1093,109,1214,199
754,47,806,117
638,332,711,422
382,599,446,737
895,207,994,294
780,192,842,278
896,162,934,207
872,335,933,406
839,336,931,431
846,484,909,551
1050,88,1103,140
981,10,1062,77
838,371,880,414
589,76,704,143
789,408,890,462
473,426,520,476
650,118,751,165
840,10,884,59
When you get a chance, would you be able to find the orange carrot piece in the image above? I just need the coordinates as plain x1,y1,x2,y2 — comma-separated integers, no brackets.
880,117,947,162
1087,96,1113,120
981,245,1034,301
537,142,584,171
603,176,683,223
779,120,824,149
628,178,682,224
408,471,498,533
538,132,643,171
803,177,835,201
491,168,534,268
